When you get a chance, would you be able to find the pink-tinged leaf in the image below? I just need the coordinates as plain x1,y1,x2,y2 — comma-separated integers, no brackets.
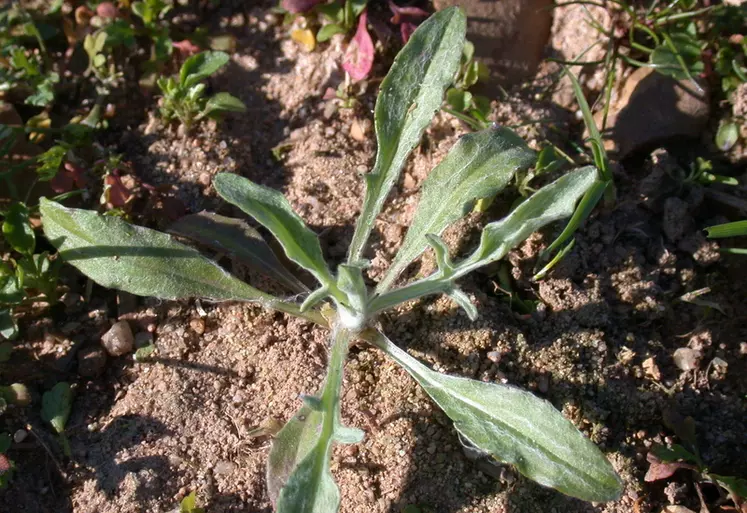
644,452,692,482
323,87,337,100
281,0,325,14
173,39,200,57
388,1,429,25
105,173,131,208
400,21,417,43
342,11,374,82
96,2,118,18
51,162,87,193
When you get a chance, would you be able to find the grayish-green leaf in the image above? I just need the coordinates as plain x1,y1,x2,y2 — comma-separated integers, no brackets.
41,382,72,434
180,51,230,88
213,173,333,287
347,7,467,263
39,200,318,323
204,92,246,116
168,212,307,293
365,330,622,502
267,403,323,504
377,127,535,292
274,327,355,513
460,167,599,274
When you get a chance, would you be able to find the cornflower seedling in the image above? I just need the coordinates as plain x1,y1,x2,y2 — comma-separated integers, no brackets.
157,51,246,130
40,8,622,512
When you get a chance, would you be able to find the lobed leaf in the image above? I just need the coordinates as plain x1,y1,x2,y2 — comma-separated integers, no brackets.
377,127,535,293
168,212,308,293
459,166,599,274
39,199,283,306
365,330,623,502
347,7,466,263
213,173,334,287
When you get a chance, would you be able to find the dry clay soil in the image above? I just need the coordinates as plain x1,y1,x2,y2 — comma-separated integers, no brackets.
2,2,747,513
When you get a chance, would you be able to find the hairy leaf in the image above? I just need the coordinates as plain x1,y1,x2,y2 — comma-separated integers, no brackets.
274,327,355,513
213,174,333,287
267,403,324,505
365,330,622,502
168,212,307,293
377,127,535,292
347,7,466,263
39,199,296,311
459,167,598,274
180,51,229,88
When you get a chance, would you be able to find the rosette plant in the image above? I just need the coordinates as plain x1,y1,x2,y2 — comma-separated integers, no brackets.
39,7,622,512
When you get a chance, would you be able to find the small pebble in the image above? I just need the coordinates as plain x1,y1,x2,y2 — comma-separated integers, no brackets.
190,318,206,335
100,320,135,357
13,429,27,443
673,347,701,371
214,460,237,476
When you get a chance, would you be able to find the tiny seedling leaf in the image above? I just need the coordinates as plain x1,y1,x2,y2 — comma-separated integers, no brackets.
41,382,72,434
213,173,334,287
180,51,230,89
377,126,535,292
40,199,280,305
317,23,346,42
169,212,308,293
347,7,467,263
366,331,622,502
715,121,739,152
204,92,247,116
2,203,36,255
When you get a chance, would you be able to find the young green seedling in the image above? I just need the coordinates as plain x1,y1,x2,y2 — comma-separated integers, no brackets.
157,51,246,130
40,8,622,512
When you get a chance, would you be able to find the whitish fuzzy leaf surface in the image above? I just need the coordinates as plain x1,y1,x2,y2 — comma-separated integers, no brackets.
365,331,622,502
213,174,333,287
347,7,466,263
168,212,307,293
459,167,598,274
267,403,323,505
377,127,535,292
40,199,270,303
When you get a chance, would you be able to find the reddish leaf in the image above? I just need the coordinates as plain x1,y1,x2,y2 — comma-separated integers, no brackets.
400,21,417,43
50,162,87,193
96,2,118,18
644,452,692,482
281,0,325,14
173,40,200,57
388,1,429,25
0,454,10,474
104,173,131,208
342,11,374,82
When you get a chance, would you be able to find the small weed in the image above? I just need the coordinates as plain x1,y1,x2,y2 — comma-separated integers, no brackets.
157,51,246,131
41,9,622,512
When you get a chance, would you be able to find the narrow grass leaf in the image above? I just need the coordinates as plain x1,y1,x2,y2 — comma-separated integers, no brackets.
347,7,466,263
365,330,623,502
213,173,333,287
459,166,598,274
705,220,747,238
377,126,535,292
168,212,308,293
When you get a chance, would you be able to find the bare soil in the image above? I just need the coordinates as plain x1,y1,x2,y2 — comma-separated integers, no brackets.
1,2,746,513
